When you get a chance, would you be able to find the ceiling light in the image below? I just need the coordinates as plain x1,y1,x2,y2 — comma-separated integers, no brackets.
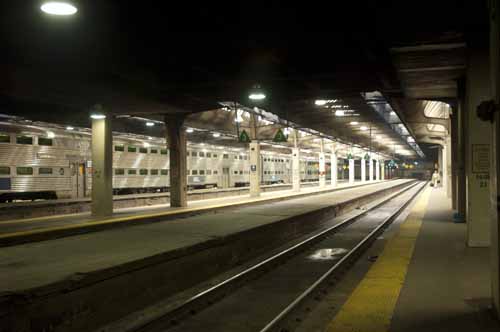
350,121,359,125
186,127,194,133
148,136,153,140
360,126,368,131
90,114,106,120
41,2,78,15
47,131,55,138
315,100,327,106
212,132,221,138
146,122,155,127
249,84,266,101
334,110,345,116
66,126,74,131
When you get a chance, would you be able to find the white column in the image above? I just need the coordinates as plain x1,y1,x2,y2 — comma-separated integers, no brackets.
348,159,355,184
331,153,338,187
319,152,326,188
91,115,113,217
369,158,374,181
442,144,448,190
361,158,366,182
249,142,261,197
166,115,187,207
376,159,380,181
381,160,385,180
446,136,452,198
292,148,301,192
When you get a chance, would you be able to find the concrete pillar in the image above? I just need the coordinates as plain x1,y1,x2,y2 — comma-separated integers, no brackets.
292,148,301,192
249,142,261,197
348,158,355,184
381,160,385,180
442,144,448,190
331,151,338,187
451,111,458,210
446,135,452,198
438,146,444,184
91,114,113,217
165,115,187,207
375,159,380,181
361,158,366,182
489,0,500,316
465,50,492,247
457,79,467,220
369,158,374,181
319,140,326,188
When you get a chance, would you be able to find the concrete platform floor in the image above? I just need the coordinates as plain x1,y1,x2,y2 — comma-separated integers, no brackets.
0,179,374,235
390,187,499,332
0,179,407,293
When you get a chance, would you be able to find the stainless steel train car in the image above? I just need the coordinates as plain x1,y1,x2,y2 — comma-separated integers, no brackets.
0,120,341,202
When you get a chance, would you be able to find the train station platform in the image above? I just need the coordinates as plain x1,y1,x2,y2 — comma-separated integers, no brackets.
0,179,413,332
0,179,373,245
325,186,500,332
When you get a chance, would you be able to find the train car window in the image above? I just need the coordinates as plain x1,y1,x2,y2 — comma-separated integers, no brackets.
206,152,211,158
160,149,168,155
139,147,148,153
192,170,198,175
151,169,159,175
38,137,53,146
244,156,247,160
199,170,205,175
0,166,10,175
114,145,125,152
115,169,125,175
234,170,238,175
234,155,238,160
186,151,190,156
128,169,137,175
139,169,148,175
150,148,158,154
199,152,205,157
213,170,218,175
213,154,218,158
0,134,10,143
161,169,168,175
191,151,197,157
206,170,212,175
239,155,243,160
239,170,243,175
128,146,137,153
38,167,53,175
16,136,33,145
223,154,229,159
17,167,33,175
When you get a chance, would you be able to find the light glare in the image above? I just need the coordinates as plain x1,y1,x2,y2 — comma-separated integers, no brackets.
146,122,155,127
350,121,359,125
249,93,266,100
90,114,106,120
41,2,78,15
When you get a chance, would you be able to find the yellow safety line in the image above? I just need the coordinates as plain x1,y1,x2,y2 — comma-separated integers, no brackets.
0,180,385,239
326,186,431,332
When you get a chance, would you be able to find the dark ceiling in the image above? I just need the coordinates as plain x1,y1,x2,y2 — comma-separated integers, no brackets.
0,0,491,159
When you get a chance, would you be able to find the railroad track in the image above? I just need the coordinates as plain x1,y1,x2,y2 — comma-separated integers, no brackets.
117,181,426,332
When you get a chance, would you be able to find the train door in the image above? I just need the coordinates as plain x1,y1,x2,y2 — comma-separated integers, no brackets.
72,162,86,198
222,167,230,188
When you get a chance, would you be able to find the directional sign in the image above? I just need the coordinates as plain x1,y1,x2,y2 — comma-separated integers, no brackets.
239,130,251,143
347,153,354,160
273,128,288,142
364,153,370,160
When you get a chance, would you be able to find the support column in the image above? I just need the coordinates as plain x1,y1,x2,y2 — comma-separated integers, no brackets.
489,0,500,316
381,160,385,180
292,148,301,192
361,158,366,182
165,115,187,207
249,142,261,197
349,158,355,184
446,135,452,198
319,140,326,188
451,110,458,210
375,159,380,181
91,112,113,217
442,144,448,190
438,145,444,185
331,149,338,188
457,79,467,221
369,158,374,181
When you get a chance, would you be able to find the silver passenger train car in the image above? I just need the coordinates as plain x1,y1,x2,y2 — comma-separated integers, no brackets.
0,121,337,202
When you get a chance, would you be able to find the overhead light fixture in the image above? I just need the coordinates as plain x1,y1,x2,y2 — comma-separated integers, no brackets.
41,1,78,15
47,131,55,138
186,127,194,133
212,132,221,138
248,84,266,101
90,114,106,120
360,126,368,131
66,126,74,131
334,110,345,116
146,122,155,127
350,121,359,125
148,136,153,140
315,100,327,106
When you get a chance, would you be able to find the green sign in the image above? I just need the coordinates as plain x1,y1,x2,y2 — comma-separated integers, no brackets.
347,153,354,160
239,130,251,143
364,153,370,160
273,128,288,142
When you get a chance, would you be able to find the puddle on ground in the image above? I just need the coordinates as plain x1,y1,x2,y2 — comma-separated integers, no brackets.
307,248,349,261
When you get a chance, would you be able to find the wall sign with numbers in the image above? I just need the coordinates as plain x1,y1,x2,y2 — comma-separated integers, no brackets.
472,144,490,173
